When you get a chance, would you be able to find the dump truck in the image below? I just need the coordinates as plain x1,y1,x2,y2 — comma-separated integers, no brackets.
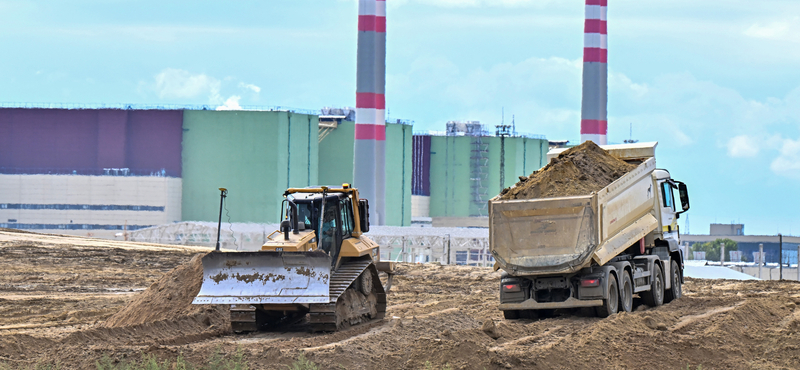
490,142,690,318
192,185,393,332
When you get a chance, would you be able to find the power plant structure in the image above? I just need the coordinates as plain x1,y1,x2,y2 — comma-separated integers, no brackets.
354,0,387,225
0,1,621,238
580,0,608,145
0,106,548,237
411,121,549,227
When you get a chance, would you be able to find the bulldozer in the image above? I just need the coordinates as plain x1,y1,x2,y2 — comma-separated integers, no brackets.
192,184,393,332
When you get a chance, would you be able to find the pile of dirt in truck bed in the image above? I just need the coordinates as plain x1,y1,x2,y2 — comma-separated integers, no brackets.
103,253,229,329
500,140,636,200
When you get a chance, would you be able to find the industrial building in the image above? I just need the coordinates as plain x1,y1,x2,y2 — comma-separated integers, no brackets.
411,121,549,227
0,107,412,237
0,108,184,236
683,224,800,264
317,115,412,227
0,107,551,236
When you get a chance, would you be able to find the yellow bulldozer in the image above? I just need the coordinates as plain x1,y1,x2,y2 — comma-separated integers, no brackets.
192,185,393,332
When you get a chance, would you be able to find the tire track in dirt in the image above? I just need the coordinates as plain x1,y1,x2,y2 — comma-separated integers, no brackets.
3,230,800,369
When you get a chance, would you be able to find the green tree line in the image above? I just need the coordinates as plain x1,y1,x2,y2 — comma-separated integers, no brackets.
691,238,740,261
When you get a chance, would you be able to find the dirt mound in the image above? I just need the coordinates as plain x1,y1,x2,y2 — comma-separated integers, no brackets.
6,229,800,369
103,253,229,329
500,140,635,200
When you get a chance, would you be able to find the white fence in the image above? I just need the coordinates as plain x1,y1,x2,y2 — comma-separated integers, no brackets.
370,234,493,267
129,222,494,266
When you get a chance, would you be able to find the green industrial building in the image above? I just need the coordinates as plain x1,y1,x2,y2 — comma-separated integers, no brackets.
181,110,320,224
181,110,412,226
428,135,548,218
411,122,549,226
317,120,412,226
180,111,546,227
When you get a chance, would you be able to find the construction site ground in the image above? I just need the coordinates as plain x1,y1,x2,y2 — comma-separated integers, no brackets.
1,230,800,369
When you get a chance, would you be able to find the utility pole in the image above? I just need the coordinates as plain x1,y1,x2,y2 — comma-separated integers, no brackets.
758,243,763,280
779,233,783,280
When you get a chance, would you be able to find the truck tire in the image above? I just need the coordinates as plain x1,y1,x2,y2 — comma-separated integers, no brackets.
620,272,633,312
640,263,664,307
664,259,682,303
595,274,619,318
503,310,520,320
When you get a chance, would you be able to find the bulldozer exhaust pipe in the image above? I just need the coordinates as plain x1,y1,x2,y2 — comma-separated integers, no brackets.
216,188,227,251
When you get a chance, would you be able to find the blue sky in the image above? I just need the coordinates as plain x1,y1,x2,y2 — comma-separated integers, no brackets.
2,0,799,235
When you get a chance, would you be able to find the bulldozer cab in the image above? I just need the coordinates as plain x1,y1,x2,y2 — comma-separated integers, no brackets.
289,192,357,267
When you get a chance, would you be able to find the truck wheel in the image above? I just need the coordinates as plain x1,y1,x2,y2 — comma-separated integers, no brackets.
595,274,619,318
641,263,664,307
620,272,633,312
664,259,682,303
503,310,520,320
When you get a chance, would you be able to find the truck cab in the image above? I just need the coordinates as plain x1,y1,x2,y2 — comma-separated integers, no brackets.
654,169,689,242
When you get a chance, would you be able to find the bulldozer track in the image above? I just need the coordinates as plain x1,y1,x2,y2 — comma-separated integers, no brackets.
309,258,386,332
227,258,387,333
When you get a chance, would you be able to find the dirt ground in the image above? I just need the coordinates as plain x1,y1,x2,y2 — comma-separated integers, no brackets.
2,230,800,369
500,141,635,200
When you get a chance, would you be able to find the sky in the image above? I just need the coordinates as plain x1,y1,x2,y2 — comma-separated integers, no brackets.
1,0,799,235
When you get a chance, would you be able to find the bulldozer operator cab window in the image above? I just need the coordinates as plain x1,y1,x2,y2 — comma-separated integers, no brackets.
320,199,339,254
297,203,314,231
340,198,354,238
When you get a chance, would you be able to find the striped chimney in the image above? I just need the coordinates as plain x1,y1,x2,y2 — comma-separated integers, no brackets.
580,0,608,145
354,0,386,224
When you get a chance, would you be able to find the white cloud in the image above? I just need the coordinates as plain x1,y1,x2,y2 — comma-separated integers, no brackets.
771,138,800,178
154,68,221,102
609,72,648,98
744,17,800,42
149,69,265,106
727,135,760,158
389,51,800,156
216,96,242,111
388,55,583,138
238,82,261,93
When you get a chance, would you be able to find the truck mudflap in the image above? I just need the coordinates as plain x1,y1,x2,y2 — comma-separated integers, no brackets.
192,251,331,305
499,297,603,311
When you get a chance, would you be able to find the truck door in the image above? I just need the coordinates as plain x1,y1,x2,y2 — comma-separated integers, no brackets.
657,179,679,239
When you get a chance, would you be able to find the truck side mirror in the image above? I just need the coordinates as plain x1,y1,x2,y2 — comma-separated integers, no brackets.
359,199,370,233
678,182,689,212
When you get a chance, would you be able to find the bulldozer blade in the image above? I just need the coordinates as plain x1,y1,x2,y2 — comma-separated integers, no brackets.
192,251,332,305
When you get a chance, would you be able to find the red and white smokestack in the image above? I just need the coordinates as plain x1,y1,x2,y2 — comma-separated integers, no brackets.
580,0,608,145
354,0,386,224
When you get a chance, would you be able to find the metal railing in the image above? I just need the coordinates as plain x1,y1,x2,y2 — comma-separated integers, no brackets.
0,102,321,115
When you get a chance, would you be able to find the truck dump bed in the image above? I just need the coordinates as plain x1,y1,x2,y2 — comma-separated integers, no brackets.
490,143,659,276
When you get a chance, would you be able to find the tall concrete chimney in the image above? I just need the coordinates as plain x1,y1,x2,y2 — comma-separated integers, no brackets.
354,0,386,224
580,0,608,145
